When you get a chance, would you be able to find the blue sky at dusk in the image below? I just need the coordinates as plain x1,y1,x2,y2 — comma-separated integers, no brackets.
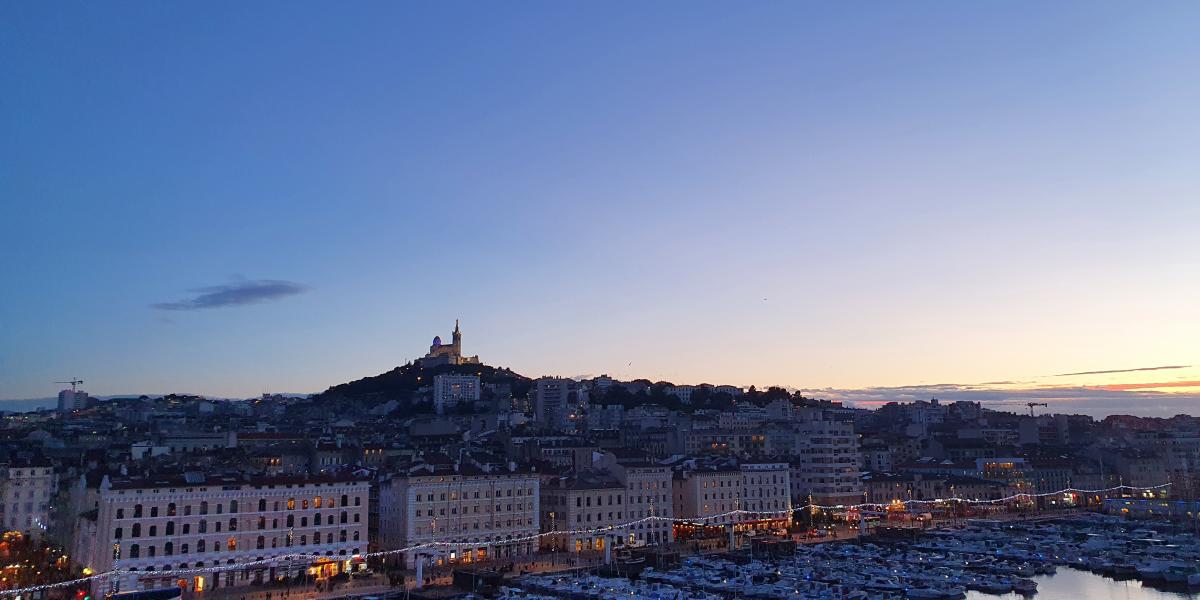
3,2,1199,416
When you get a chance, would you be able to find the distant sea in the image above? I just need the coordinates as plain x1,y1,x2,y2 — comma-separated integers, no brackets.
0,394,311,414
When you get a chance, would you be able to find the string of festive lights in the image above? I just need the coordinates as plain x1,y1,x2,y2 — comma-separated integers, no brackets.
0,482,1169,597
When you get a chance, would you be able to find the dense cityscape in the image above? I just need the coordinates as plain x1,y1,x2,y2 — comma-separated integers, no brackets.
6,3,1200,599
2,322,1197,600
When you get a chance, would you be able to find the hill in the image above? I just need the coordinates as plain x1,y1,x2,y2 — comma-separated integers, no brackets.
315,361,533,407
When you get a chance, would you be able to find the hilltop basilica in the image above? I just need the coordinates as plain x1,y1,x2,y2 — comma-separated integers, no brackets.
419,320,481,367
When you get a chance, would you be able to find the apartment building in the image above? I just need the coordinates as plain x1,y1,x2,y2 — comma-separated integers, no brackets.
378,457,540,569
786,409,862,506
432,374,481,415
671,459,790,535
539,471,627,553
72,471,370,595
0,459,57,539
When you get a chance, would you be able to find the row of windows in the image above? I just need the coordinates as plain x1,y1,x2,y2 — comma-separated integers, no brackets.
415,503,531,517
113,531,360,559
413,488,533,502
121,550,362,573
413,519,533,535
116,496,362,519
113,511,359,538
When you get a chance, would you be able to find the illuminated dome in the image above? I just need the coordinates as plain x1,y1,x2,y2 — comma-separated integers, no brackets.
432,336,442,347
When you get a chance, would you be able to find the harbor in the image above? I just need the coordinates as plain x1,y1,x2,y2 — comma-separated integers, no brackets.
490,515,1200,600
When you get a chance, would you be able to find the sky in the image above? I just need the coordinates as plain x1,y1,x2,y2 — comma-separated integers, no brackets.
2,2,1199,417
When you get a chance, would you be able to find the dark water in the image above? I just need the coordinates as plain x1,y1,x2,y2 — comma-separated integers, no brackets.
966,568,1198,600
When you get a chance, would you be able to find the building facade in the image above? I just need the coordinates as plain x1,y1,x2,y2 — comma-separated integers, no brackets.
433,374,481,415
73,472,369,595
786,409,862,506
0,460,57,539
378,460,540,569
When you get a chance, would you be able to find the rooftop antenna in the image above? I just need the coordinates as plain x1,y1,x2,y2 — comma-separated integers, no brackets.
55,378,84,392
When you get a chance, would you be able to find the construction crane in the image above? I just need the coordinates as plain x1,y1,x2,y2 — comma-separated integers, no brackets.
1027,402,1048,417
55,378,84,391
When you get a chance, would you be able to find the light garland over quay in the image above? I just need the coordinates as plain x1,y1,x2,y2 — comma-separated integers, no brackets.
0,483,1169,598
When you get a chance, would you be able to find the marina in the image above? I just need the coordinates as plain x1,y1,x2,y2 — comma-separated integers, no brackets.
495,515,1200,600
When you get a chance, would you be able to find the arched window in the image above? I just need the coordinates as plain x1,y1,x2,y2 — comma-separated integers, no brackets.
132,523,141,537
198,520,207,533
226,538,236,551
314,496,322,508
258,499,266,512
150,506,158,518
197,539,206,553
115,527,123,539
167,503,177,516
339,530,347,542
117,508,125,519
353,531,360,541
229,518,237,531
287,498,296,510
257,517,266,530
256,536,264,550
340,495,348,506
326,532,333,544
229,500,238,514
134,504,143,518
165,542,173,556
286,515,294,527
130,544,140,558
166,522,175,535
148,545,156,557
302,499,309,510
200,501,208,515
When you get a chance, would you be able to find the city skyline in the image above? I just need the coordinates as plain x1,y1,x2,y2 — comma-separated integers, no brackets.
6,320,1199,418
3,3,1199,416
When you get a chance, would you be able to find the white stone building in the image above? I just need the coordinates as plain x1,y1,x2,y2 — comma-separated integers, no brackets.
72,471,369,595
378,458,540,570
539,472,627,553
786,409,862,506
671,459,790,532
0,459,57,538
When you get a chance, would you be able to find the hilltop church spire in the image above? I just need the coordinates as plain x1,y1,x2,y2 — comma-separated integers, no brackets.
420,320,477,367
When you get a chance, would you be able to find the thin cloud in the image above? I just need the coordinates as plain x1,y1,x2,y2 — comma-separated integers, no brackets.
799,383,1200,418
1098,380,1200,391
152,279,308,311
1052,365,1190,377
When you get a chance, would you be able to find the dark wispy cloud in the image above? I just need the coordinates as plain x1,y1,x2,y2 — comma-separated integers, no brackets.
1052,365,1190,377
152,279,308,311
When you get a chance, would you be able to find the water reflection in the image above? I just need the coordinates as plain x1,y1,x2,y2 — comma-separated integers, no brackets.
967,569,1198,600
